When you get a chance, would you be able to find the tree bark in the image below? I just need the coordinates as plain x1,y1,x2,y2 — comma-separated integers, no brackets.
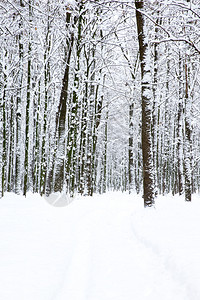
53,9,73,193
135,0,155,207
184,57,192,201
23,0,32,196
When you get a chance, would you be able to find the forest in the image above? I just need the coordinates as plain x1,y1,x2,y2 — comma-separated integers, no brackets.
0,0,200,206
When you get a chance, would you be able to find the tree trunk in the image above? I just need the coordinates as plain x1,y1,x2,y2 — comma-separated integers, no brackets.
177,51,184,195
0,59,3,197
40,0,51,195
184,57,192,201
23,0,32,196
183,0,192,201
129,102,134,192
53,9,73,193
135,0,155,207
15,1,23,194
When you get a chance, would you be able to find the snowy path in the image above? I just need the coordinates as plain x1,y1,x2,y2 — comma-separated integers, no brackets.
0,193,200,300
54,199,187,300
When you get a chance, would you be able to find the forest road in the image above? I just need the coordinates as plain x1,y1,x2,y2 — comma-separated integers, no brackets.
53,200,189,300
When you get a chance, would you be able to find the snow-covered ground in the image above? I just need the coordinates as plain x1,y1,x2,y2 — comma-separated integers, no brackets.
0,192,200,300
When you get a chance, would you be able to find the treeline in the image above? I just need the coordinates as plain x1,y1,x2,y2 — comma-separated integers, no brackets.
0,0,200,204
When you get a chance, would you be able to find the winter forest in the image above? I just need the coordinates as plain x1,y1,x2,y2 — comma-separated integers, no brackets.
1,0,200,206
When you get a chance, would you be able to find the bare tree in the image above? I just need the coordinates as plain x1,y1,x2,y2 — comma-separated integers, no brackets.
135,0,155,207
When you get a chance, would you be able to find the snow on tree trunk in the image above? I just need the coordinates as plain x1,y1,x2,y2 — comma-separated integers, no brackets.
53,8,73,193
184,56,192,201
177,51,184,196
135,0,155,207
0,59,3,197
23,0,32,196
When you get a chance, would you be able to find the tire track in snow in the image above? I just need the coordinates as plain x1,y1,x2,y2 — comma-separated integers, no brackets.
85,207,189,300
53,208,115,300
52,208,98,300
130,214,199,300
54,201,191,300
